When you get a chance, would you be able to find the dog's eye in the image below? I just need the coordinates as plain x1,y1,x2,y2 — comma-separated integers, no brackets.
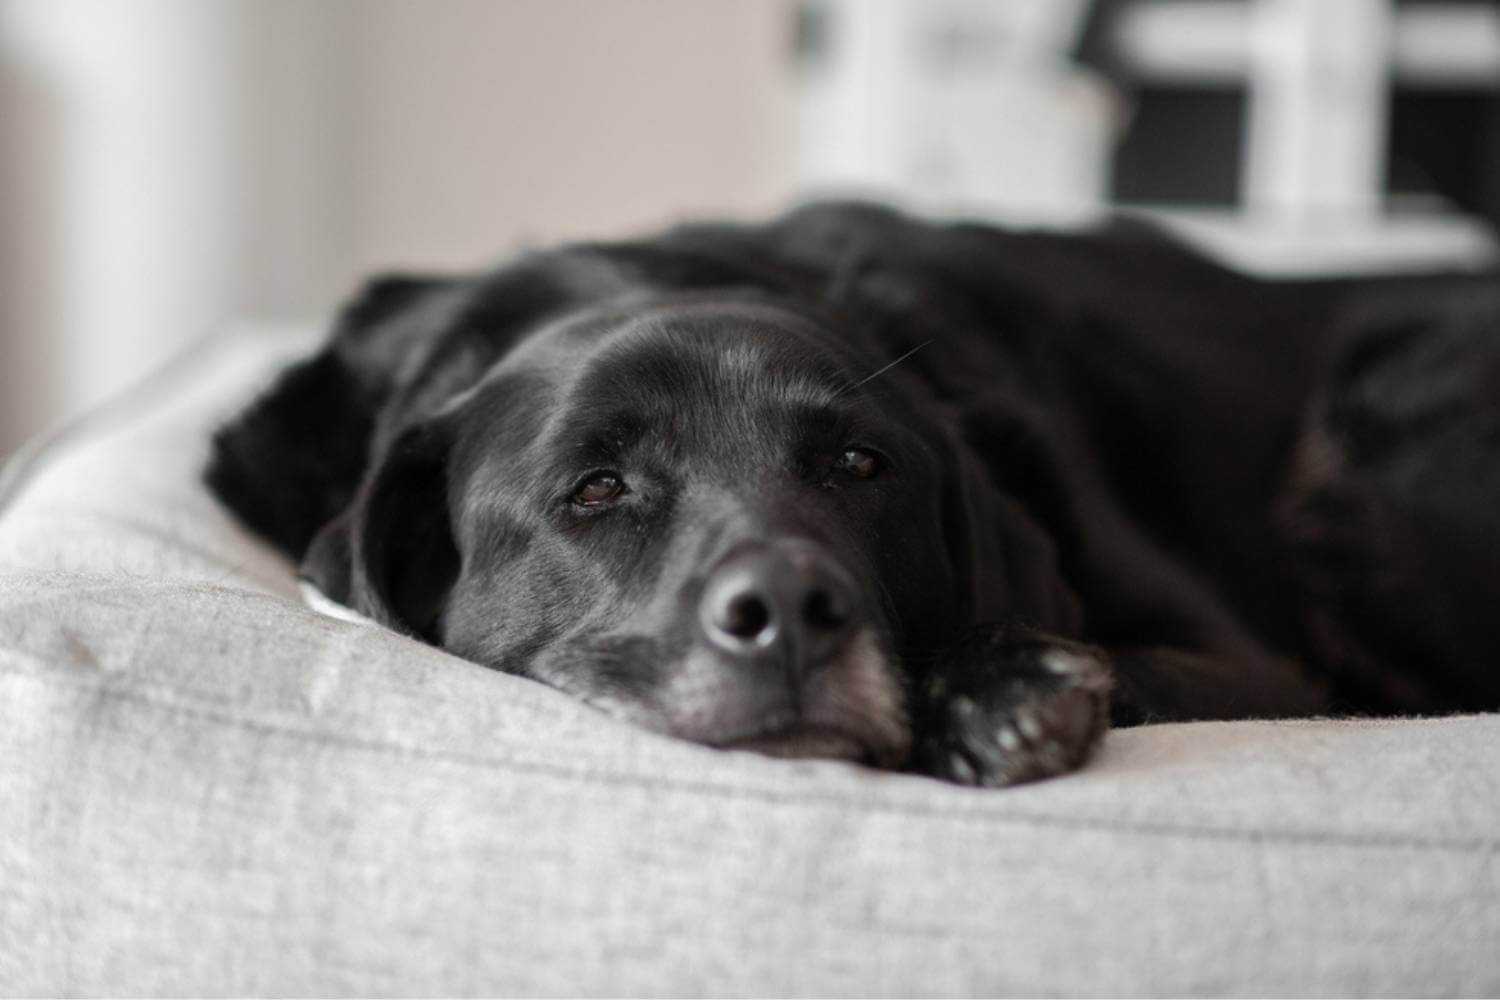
835,447,882,480
572,471,626,507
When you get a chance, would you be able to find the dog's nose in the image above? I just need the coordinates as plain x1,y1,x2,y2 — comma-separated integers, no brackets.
699,542,857,669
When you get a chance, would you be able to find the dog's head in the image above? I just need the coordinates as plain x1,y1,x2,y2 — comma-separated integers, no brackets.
300,279,1078,767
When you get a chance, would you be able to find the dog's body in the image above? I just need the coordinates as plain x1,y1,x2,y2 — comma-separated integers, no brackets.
208,203,1500,784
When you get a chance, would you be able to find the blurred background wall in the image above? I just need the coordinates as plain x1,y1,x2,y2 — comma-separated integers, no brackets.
0,0,795,454
2,0,1498,455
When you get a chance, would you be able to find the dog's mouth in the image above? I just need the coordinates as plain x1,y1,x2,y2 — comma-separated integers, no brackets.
717,721,870,762
540,627,910,768
689,628,911,767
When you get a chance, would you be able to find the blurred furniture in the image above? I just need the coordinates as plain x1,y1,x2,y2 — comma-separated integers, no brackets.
796,0,1111,220
2,326,1498,995
797,0,1500,273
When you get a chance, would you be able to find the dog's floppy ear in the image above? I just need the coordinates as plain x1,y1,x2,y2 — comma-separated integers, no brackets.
302,417,460,642
205,272,459,558
941,421,1084,637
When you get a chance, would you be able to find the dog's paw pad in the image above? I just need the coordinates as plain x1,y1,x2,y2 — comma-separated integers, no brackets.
922,642,1112,787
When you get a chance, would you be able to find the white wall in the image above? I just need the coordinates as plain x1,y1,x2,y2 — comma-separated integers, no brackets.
1,0,249,452
344,0,794,279
0,0,797,453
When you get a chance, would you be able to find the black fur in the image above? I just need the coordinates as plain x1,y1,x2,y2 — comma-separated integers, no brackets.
206,203,1500,785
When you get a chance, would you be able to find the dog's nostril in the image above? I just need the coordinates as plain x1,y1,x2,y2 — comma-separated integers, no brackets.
720,593,773,640
700,544,858,661
802,588,848,631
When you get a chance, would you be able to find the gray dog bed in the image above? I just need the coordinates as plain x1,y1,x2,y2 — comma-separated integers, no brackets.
2,327,1497,995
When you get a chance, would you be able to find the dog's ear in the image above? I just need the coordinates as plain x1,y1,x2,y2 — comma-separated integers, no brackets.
302,418,460,642
941,424,1083,636
205,273,460,558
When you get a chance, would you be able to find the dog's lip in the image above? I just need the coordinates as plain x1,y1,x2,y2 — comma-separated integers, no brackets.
717,721,869,762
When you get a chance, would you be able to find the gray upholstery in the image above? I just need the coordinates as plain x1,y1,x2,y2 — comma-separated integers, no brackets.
3,328,1498,996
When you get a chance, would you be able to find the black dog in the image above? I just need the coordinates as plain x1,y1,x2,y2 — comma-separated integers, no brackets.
207,202,1500,785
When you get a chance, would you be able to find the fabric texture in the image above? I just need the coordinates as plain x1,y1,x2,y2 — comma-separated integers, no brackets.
1,327,1497,996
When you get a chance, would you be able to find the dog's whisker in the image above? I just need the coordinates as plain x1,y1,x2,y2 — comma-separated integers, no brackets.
835,340,932,398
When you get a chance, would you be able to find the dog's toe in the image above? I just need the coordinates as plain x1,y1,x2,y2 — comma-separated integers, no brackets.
917,632,1112,787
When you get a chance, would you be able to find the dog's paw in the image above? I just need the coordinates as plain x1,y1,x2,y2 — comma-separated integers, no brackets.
913,630,1113,787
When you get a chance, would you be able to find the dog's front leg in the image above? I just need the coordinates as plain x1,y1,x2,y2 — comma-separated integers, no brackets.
909,625,1113,786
